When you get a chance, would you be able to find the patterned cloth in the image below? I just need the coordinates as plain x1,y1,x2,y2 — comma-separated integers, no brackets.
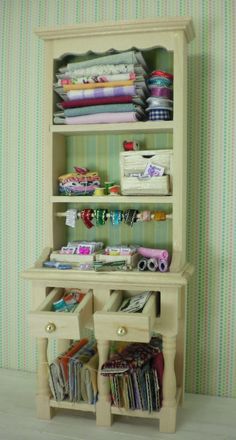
59,95,133,109
66,85,136,101
148,108,172,121
101,339,163,412
54,112,138,125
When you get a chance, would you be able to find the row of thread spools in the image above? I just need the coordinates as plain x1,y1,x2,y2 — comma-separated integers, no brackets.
146,70,173,121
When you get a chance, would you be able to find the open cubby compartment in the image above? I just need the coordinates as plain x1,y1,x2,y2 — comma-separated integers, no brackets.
52,46,174,118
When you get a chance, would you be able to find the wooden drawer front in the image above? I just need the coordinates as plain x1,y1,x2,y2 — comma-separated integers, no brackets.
29,288,93,339
94,291,157,343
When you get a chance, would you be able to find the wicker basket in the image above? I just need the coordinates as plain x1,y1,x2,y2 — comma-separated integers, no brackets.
120,150,173,195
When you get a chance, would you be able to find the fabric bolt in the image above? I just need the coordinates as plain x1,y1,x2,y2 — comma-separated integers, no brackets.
147,96,173,108
149,87,173,99
64,103,137,117
66,85,136,101
59,95,134,109
148,108,172,121
63,79,134,91
57,112,138,125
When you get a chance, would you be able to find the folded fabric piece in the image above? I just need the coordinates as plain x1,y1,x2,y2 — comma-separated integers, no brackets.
64,103,138,117
68,339,97,402
58,95,133,109
57,63,136,79
61,51,147,72
80,353,99,404
63,79,134,91
57,72,136,86
66,85,136,101
101,341,160,374
54,112,138,125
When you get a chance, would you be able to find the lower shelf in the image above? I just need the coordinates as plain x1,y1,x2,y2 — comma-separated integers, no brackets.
50,399,96,413
49,388,182,418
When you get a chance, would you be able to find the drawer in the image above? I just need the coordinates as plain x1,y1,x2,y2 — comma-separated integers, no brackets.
94,291,157,343
29,288,93,339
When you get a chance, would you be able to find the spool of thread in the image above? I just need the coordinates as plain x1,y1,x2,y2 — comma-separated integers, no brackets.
108,185,120,195
104,181,114,195
93,187,105,196
147,258,159,272
123,140,139,151
158,259,169,272
137,258,148,271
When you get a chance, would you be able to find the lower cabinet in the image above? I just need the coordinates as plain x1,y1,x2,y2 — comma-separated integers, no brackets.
29,282,186,433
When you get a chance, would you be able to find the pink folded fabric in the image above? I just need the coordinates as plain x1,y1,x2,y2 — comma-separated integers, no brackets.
64,112,138,125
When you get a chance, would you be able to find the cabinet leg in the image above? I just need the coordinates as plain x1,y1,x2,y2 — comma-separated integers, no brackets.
159,406,177,433
36,338,54,419
160,335,177,433
96,340,112,427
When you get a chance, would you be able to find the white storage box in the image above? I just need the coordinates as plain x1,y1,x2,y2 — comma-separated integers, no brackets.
120,150,173,195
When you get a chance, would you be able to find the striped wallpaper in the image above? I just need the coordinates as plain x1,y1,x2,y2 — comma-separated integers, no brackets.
0,0,235,398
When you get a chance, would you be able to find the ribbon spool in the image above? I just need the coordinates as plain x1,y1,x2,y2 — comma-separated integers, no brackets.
158,259,169,272
123,140,139,151
147,258,159,272
137,258,148,271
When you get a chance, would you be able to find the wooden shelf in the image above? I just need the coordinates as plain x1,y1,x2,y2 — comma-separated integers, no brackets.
50,121,174,135
51,195,174,204
50,399,96,412
22,263,193,287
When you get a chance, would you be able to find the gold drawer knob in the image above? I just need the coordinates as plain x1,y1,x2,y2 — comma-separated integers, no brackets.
117,326,127,336
45,322,56,333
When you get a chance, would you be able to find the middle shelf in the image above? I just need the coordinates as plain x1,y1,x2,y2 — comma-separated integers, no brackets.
51,195,174,204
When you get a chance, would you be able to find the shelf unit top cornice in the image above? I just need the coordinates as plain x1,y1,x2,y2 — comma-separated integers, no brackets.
35,17,195,43
50,121,174,135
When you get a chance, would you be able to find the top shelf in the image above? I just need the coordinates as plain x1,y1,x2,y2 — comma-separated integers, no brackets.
50,121,174,135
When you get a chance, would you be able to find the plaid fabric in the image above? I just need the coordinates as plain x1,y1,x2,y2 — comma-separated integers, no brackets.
148,108,172,121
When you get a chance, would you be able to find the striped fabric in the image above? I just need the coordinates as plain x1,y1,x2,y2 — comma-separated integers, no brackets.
0,0,236,399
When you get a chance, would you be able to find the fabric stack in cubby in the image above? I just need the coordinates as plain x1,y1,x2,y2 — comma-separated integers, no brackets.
146,70,173,121
101,337,164,411
53,51,149,124
49,338,98,403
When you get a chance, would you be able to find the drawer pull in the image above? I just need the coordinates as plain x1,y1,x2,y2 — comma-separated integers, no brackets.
45,322,56,333
117,326,127,336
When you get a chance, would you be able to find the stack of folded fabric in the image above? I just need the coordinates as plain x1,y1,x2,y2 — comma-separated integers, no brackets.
146,70,173,121
101,337,164,412
49,338,98,403
54,51,149,124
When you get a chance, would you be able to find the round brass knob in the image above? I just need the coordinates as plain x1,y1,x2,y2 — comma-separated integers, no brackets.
117,326,127,336
45,322,56,333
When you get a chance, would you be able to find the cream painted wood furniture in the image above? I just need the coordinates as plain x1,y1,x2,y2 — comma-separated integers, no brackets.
23,18,194,433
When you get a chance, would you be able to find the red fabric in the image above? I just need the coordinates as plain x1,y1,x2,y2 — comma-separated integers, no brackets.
59,339,88,382
60,95,133,109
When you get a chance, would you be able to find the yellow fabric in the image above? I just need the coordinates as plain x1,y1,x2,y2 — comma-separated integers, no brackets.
63,80,134,91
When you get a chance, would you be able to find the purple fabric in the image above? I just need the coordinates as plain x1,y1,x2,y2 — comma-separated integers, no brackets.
64,112,138,125
67,85,136,101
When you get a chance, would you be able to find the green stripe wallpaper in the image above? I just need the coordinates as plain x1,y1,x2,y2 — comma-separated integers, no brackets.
0,0,235,398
